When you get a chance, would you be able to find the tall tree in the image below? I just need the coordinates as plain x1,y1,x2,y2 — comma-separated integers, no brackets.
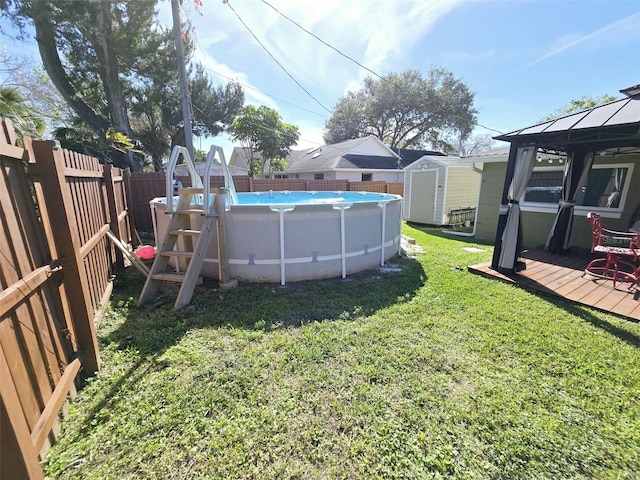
324,68,478,150
1,0,244,171
1,0,161,169
130,62,244,171
229,105,300,178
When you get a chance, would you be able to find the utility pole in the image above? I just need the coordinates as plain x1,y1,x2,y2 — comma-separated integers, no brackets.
171,0,194,160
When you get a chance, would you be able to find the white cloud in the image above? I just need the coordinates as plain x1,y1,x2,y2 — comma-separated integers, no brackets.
191,50,279,109
293,123,326,150
186,0,466,98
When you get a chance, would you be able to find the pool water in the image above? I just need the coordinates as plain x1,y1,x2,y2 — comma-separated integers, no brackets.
236,191,399,205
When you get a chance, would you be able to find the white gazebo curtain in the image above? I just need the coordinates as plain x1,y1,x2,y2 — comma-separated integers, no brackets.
544,150,594,253
497,145,537,271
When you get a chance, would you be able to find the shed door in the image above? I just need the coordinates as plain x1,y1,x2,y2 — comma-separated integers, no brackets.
410,170,437,224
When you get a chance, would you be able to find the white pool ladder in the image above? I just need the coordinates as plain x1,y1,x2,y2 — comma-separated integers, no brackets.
138,145,235,310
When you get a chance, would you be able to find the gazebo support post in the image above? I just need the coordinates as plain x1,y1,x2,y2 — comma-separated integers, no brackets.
491,143,519,270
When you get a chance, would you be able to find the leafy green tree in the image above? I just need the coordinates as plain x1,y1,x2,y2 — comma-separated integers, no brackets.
1,0,161,168
130,63,244,171
324,68,477,150
229,105,300,178
544,94,618,121
1,0,244,171
0,86,46,138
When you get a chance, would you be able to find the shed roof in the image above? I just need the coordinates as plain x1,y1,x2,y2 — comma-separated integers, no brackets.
405,155,477,169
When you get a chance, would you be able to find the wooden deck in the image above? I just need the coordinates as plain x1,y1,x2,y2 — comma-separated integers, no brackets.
469,248,640,321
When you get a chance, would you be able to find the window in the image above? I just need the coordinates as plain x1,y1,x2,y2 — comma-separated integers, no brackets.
314,173,324,180
273,174,289,179
521,164,633,217
361,173,373,182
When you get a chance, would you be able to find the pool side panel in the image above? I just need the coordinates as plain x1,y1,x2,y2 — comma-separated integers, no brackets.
151,194,402,284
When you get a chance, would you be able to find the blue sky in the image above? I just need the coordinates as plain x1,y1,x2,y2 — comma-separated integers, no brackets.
157,0,639,156
3,0,640,158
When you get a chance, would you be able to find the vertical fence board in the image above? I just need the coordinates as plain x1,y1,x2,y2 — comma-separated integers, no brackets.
1,346,44,480
2,120,136,477
31,141,100,373
101,166,119,268
130,172,166,231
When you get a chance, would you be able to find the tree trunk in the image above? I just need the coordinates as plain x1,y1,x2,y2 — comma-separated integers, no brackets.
33,10,110,135
93,1,138,171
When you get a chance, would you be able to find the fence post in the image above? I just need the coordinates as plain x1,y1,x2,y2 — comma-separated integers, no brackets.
103,165,124,269
122,168,139,248
31,140,100,373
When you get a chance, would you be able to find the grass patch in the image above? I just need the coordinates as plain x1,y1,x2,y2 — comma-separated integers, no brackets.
43,224,640,479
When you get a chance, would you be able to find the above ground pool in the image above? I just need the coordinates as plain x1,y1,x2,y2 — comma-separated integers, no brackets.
151,190,403,285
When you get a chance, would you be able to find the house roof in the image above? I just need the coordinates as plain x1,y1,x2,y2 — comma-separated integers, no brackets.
284,136,403,173
494,87,640,152
229,147,263,166
405,155,481,169
391,147,446,163
342,154,403,169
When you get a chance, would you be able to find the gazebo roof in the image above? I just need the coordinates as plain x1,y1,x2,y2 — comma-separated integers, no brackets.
494,85,640,152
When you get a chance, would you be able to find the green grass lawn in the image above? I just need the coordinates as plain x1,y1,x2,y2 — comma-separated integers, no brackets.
44,224,640,479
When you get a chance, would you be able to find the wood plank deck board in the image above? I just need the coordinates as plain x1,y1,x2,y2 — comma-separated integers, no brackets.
468,248,640,322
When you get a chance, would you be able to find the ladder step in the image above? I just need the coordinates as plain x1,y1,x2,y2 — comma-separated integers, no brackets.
169,228,201,236
179,187,204,194
176,208,204,215
160,250,193,258
151,273,186,283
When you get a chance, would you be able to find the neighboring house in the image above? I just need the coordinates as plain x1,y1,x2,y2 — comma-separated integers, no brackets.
280,136,409,182
403,155,482,226
229,137,447,181
228,147,264,173
469,145,640,250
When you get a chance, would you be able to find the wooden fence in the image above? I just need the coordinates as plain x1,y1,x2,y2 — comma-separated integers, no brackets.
0,118,135,479
131,171,404,230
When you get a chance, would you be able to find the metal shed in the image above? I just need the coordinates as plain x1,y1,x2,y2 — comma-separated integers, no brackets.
403,155,482,226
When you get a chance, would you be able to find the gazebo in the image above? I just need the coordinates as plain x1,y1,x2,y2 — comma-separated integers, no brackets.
490,84,640,274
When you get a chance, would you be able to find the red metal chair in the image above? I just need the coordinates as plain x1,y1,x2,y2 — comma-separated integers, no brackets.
584,212,640,288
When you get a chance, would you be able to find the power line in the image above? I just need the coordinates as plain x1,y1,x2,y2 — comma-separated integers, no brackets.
204,1,503,144
176,2,327,120
224,0,332,115
259,0,384,81
202,66,328,119
256,1,503,136
189,101,326,148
